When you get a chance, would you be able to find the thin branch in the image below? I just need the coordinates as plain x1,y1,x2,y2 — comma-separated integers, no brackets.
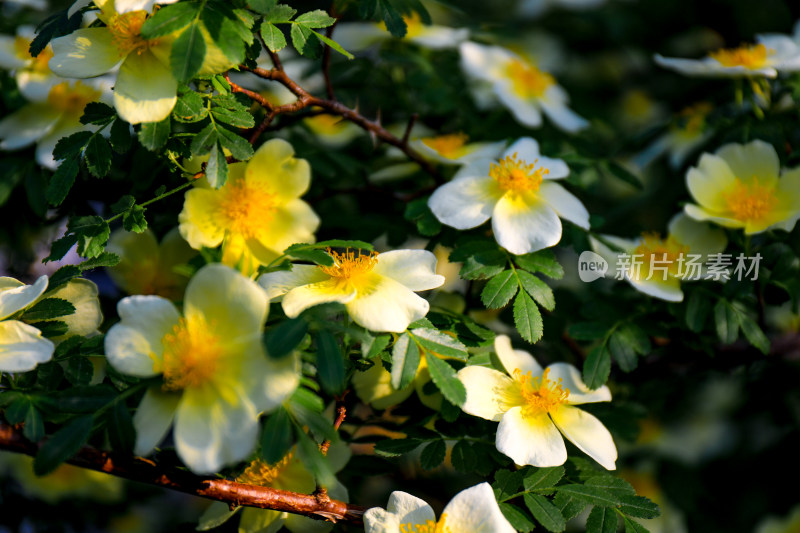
0,422,365,525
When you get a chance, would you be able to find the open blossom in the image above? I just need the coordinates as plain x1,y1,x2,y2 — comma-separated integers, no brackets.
258,249,444,333
683,140,800,234
655,34,800,78
364,482,515,533
179,139,319,274
104,264,299,474
429,137,589,255
634,102,714,169
0,276,53,373
460,41,588,133
457,335,617,469
334,13,469,52
0,26,57,101
410,132,506,166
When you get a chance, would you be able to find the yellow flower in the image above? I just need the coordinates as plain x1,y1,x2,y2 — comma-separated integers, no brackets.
179,139,319,274
333,13,469,52
684,140,800,234
104,263,299,474
258,248,444,333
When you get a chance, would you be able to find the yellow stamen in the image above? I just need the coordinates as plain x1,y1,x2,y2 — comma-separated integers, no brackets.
217,178,276,240
421,132,468,158
400,514,450,533
47,81,102,116
710,43,769,69
490,153,549,193
674,102,712,136
403,12,424,38
514,368,569,419
14,36,53,72
236,452,294,486
722,177,777,222
319,249,379,280
160,316,222,391
505,58,555,99
107,11,151,56
632,232,689,279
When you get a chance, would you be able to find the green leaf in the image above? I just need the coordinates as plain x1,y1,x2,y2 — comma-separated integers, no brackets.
553,491,587,521
261,21,287,51
290,22,313,54
173,91,208,123
604,160,642,189
482,270,518,309
34,415,94,475
373,437,422,457
140,2,199,38
493,468,523,501
557,484,620,507
617,495,660,519
390,332,420,389
524,493,566,532
21,298,75,321
316,330,346,395
423,354,466,406
260,407,294,464
46,156,80,206
714,299,739,345
217,126,254,161
286,390,334,442
71,217,110,259
109,119,133,153
248,0,277,14
138,117,171,151
409,328,468,360
191,122,219,155
79,102,115,125
263,4,296,23
568,322,608,341
738,312,770,354
513,291,543,343
265,318,308,359
312,30,354,60
46,266,81,290
420,439,446,470
286,247,334,265
623,516,651,533
585,475,636,497
459,253,506,280
377,0,407,37
362,334,391,359
79,252,121,270
107,400,135,454
53,131,92,161
451,440,477,472
29,320,69,337
122,204,148,233
685,290,711,332
608,332,638,372
201,3,251,64
294,426,336,486
46,385,116,413
23,402,45,443
211,106,255,128
515,250,564,279
83,134,113,178
171,22,207,82
586,505,619,533
294,9,335,28
30,9,83,58
498,503,535,533
65,357,95,385
523,465,565,491
517,270,555,311
204,142,229,189
583,345,611,390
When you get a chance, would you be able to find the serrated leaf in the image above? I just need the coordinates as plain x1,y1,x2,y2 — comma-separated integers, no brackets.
290,22,313,54
524,466,565,491
410,328,468,360
140,2,199,38
608,332,638,372
494,468,523,501
21,298,75,321
498,503,535,533
47,265,81,290
582,345,611,390
122,204,148,233
201,3,250,64
714,299,739,345
362,334,391,359
295,9,335,28
312,30,354,60
217,126,254,161
53,131,92,161
517,270,555,311
513,291,543,343
515,250,564,279
420,439,446,470
524,493,566,532
378,0,406,37
286,390,334,442
557,484,620,507
423,353,466,406
79,252,120,270
171,22,207,82
264,318,308,359
74,219,110,259
623,516,651,533
47,156,80,206
458,252,506,280
373,438,421,457
586,505,619,533
34,415,93,475
191,122,219,155
390,332,420,390
138,117,171,151
84,134,113,178
29,320,69,337
261,21,287,51
5,396,33,425
211,106,255,128
65,357,94,385
109,119,133,153
585,475,636,497
23,403,44,442
617,495,660,519
481,270,518,309
264,4,296,23
204,142,228,189
248,0,277,14
553,491,587,521
451,440,477,472
173,91,208,123
316,330,346,395
79,102,115,125
260,407,294,464
286,248,334,265
738,312,770,354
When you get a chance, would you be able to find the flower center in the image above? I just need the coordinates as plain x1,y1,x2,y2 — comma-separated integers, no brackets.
674,102,712,137
514,368,569,418
159,316,222,391
47,81,102,116
13,36,53,72
722,177,777,222
107,11,151,56
421,132,468,158
403,12,424,38
318,249,379,280
505,58,555,99
236,452,294,486
490,153,549,193
218,178,276,239
400,514,450,533
632,233,689,279
710,43,769,69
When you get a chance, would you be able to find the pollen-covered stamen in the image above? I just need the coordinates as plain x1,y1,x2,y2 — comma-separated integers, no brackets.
160,316,222,391
421,132,468,158
505,58,555,99
236,452,294,486
400,514,450,533
47,81,102,116
490,153,549,193
107,11,151,56
710,43,770,69
13,36,53,72
217,178,276,239
632,232,689,279
723,176,778,222
514,368,570,418
319,249,379,280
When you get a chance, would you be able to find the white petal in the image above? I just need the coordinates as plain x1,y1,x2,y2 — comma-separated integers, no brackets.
258,265,329,301
44,279,103,339
541,97,589,133
132,386,180,456
49,28,122,78
539,181,590,229
428,176,502,230
457,366,519,422
386,491,436,528
345,275,430,333
506,137,569,179
281,279,357,318
410,26,470,49
667,213,727,256
492,193,562,254
0,320,55,372
683,204,743,229
495,84,544,128
547,363,611,404
686,153,737,212
494,334,542,376
114,50,177,124
440,483,516,533
248,351,300,412
496,406,567,467
373,249,445,291
329,22,388,52
364,508,401,533
0,275,48,320
549,404,617,470
626,275,684,303
0,105,61,151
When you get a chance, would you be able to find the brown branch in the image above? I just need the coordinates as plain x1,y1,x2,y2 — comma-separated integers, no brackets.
0,422,365,525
